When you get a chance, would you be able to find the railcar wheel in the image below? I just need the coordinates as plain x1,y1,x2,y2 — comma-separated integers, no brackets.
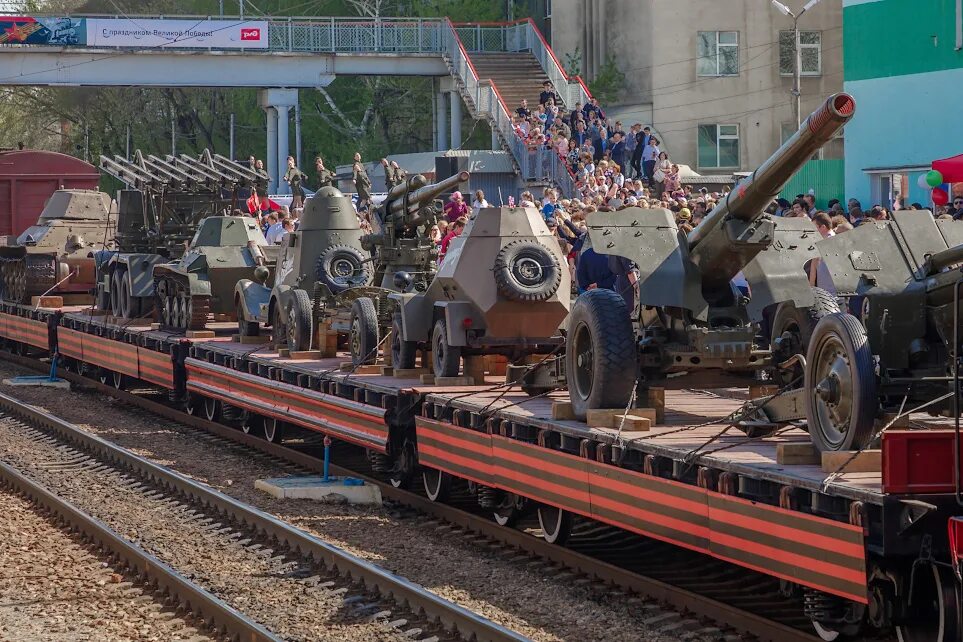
203,397,220,423
262,416,286,443
493,493,523,527
240,410,261,435
350,297,379,366
805,313,877,452
537,504,573,545
897,563,961,642
565,289,637,419
432,319,460,378
422,467,451,502
112,370,125,390
391,314,417,369
98,368,111,386
184,393,199,416
389,438,416,489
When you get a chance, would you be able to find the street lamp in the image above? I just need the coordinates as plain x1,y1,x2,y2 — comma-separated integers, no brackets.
771,0,823,128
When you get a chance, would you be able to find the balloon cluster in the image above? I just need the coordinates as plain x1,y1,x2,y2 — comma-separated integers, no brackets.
917,169,950,206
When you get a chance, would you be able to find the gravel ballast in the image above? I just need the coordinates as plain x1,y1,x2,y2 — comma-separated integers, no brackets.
0,362,716,642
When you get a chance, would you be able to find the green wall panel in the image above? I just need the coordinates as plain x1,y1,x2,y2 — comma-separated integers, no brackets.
780,159,845,209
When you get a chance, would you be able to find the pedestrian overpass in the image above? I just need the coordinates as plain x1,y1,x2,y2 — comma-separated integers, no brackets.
0,16,589,194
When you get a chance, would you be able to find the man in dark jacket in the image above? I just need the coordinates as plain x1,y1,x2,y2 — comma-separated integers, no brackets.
609,132,626,170
576,246,616,293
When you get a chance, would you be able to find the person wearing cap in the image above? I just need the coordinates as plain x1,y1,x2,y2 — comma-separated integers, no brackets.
444,191,469,222
677,207,692,223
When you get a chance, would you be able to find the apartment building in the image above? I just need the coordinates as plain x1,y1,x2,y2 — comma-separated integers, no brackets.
549,0,843,174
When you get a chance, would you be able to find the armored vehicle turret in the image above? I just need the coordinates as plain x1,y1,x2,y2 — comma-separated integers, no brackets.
390,206,570,378
564,93,855,422
154,215,276,331
234,186,371,350
0,189,116,303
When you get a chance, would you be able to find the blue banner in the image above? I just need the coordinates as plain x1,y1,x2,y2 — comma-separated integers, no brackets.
0,16,86,46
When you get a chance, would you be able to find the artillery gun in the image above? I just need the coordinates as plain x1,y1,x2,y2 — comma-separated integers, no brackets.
390,205,570,380
0,189,116,304
153,215,275,331
347,171,470,364
233,185,371,351
795,211,963,452
566,93,855,421
96,149,268,320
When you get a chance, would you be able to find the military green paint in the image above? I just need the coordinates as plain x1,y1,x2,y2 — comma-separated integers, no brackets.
844,0,963,81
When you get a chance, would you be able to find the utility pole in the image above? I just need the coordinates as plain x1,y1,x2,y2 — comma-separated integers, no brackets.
229,113,235,160
239,1,244,19
771,0,822,129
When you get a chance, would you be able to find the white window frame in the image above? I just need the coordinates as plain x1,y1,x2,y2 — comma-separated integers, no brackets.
697,31,740,77
698,123,740,169
779,30,822,76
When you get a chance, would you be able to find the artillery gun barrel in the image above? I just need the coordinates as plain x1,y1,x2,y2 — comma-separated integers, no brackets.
387,171,470,219
385,175,428,205
687,93,855,252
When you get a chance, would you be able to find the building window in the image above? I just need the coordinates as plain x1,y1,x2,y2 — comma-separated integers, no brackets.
698,124,739,168
697,31,739,76
779,31,821,76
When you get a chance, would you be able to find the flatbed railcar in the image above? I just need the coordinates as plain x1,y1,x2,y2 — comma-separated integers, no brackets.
0,300,960,641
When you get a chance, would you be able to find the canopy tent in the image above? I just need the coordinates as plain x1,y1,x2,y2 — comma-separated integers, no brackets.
932,154,963,183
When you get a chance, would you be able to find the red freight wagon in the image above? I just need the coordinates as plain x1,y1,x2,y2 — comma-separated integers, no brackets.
0,149,99,238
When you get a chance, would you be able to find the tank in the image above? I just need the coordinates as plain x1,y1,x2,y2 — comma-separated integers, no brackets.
234,186,371,349
390,206,570,378
153,215,276,331
0,150,100,239
0,189,116,303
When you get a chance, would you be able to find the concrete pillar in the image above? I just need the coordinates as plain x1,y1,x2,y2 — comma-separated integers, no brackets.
449,90,462,150
492,129,499,151
276,105,291,195
436,90,448,151
265,106,278,194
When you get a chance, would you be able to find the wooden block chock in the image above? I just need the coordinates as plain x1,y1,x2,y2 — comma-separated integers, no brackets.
463,355,487,382
383,329,393,367
31,295,63,308
314,320,338,358
614,414,651,432
393,367,430,378
434,376,475,386
585,407,658,428
647,387,665,424
821,449,882,474
486,355,508,376
552,401,576,421
749,384,779,400
290,350,322,361
185,330,215,339
419,374,436,385
777,442,821,466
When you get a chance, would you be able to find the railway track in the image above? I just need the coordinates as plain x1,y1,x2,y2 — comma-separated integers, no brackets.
0,352,830,642
0,383,527,642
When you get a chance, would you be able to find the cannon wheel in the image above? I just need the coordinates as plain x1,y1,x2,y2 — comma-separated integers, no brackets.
350,297,379,366
285,289,312,353
391,313,417,369
805,313,877,452
110,270,125,318
771,287,839,386
565,289,637,419
897,563,961,642
432,318,461,378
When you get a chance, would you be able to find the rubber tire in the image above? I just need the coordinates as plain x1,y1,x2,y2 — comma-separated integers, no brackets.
565,289,638,420
771,287,840,356
285,289,312,353
493,239,562,302
110,271,125,318
432,318,461,378
236,299,259,337
391,313,417,369
315,245,370,295
350,297,380,366
804,313,878,452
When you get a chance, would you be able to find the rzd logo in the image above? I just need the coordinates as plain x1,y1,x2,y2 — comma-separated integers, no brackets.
241,28,261,41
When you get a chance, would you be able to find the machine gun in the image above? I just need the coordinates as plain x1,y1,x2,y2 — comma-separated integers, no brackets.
565,93,855,418
361,171,470,292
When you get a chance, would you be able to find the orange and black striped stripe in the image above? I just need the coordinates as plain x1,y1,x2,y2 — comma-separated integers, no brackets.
416,416,868,603
187,358,389,453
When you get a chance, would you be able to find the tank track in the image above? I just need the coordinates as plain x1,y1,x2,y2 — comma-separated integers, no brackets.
0,255,59,303
155,273,212,332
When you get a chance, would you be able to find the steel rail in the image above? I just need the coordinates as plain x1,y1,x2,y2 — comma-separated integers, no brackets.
8,354,822,642
0,455,281,642
0,387,527,642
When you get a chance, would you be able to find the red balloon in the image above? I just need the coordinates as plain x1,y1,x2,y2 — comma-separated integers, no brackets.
933,187,949,206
